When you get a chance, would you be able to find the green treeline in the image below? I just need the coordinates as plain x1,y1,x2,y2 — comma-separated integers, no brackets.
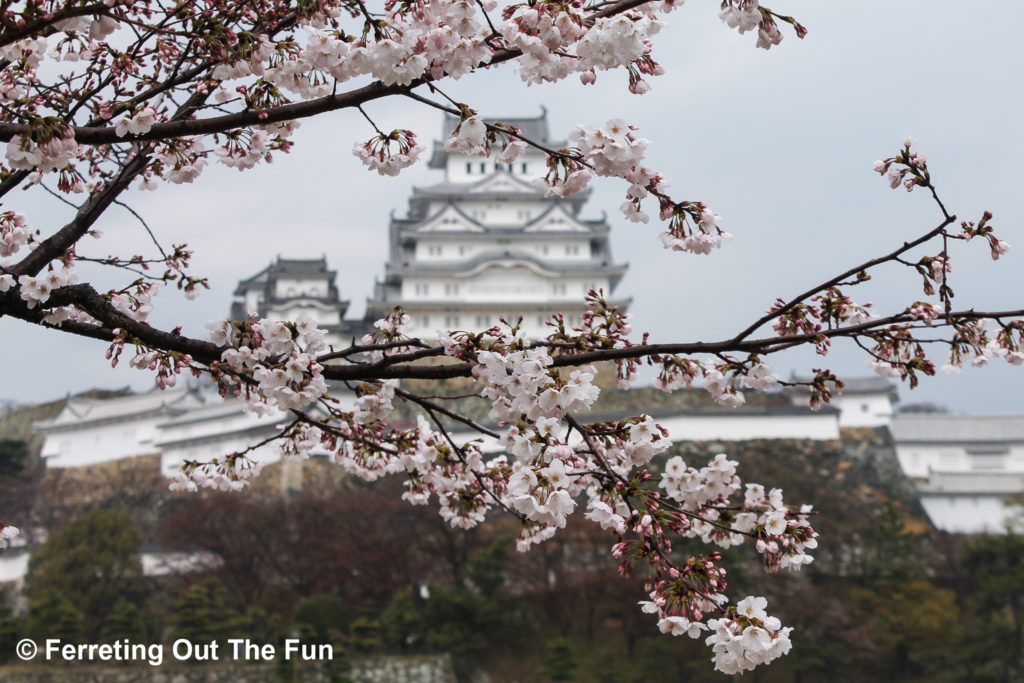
0,436,1022,682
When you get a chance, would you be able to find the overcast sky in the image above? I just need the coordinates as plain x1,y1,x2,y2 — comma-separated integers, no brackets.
3,0,1023,414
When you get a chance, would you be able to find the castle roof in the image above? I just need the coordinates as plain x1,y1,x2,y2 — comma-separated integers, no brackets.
892,414,1024,444
33,384,204,432
427,112,565,169
234,256,338,295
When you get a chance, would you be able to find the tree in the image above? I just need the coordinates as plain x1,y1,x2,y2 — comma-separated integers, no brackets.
0,439,29,478
27,587,85,644
0,605,26,663
0,0,1021,674
539,637,578,681
26,507,146,639
958,533,1024,681
172,578,241,648
292,593,350,644
102,600,154,643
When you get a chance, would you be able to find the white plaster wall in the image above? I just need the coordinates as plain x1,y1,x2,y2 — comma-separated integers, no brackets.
464,267,548,302
272,277,328,299
896,443,1024,480
0,551,28,583
446,151,547,183
158,400,349,477
0,550,219,583
42,417,163,467
412,239,594,265
654,413,840,442
415,241,464,260
834,394,894,427
265,303,339,324
159,405,287,443
244,289,263,314
141,551,223,577
395,271,571,306
160,433,284,478
406,309,568,340
790,390,893,428
921,495,1020,533
448,411,839,457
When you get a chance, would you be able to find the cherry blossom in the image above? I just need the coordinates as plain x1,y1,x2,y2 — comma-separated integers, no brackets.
0,0,1020,673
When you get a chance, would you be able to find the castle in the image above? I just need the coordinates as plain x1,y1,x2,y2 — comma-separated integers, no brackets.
29,113,1024,535
232,113,627,343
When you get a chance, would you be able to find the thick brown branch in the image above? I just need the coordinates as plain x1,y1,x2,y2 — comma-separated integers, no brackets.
0,4,109,49
0,0,657,145
0,282,224,361
9,89,212,277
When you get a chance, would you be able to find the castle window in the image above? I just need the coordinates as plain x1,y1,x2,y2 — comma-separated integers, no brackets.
479,162,486,173
458,245,466,256
521,163,527,173
427,245,442,256
466,162,472,174
476,315,488,328
565,245,579,256
415,284,429,296
445,284,460,296
967,447,1009,471
444,315,460,327
552,284,567,296
421,316,430,327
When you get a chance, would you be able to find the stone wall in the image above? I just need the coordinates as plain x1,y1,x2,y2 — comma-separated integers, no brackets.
350,654,456,683
1,654,456,683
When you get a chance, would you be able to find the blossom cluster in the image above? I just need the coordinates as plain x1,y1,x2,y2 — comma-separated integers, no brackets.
5,127,80,174
16,265,77,309
353,129,424,176
875,137,930,193
705,597,793,674
958,211,1011,261
719,0,806,50
0,212,33,258
659,455,816,569
169,453,265,492
206,314,328,415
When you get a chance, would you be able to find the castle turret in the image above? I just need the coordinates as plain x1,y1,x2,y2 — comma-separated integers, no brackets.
366,112,630,338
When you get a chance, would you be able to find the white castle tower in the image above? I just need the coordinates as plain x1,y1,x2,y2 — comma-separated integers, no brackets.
365,112,629,339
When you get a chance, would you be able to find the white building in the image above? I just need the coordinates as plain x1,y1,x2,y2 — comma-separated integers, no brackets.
33,380,351,478
892,413,1024,533
365,113,629,340
34,385,204,468
231,256,368,346
652,404,840,442
788,375,898,428
155,400,292,478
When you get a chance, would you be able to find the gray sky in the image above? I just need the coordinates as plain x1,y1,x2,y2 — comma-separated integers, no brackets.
3,0,1023,414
